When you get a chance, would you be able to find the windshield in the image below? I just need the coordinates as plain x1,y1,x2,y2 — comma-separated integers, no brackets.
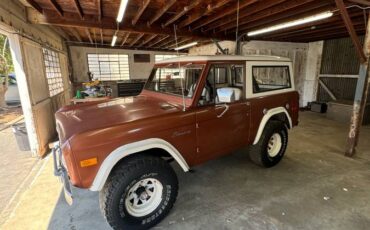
145,64,204,98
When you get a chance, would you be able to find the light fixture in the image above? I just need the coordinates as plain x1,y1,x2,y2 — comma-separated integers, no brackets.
111,34,118,47
174,41,198,50
116,0,129,22
247,11,334,37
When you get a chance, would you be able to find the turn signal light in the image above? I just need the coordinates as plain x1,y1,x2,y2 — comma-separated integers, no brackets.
80,157,98,167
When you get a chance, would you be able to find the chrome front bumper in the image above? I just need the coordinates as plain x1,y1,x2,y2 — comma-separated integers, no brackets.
51,141,73,205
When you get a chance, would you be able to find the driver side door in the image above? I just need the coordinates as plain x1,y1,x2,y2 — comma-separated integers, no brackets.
195,63,250,163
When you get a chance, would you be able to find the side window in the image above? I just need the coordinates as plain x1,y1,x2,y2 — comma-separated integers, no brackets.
198,64,244,106
252,66,291,93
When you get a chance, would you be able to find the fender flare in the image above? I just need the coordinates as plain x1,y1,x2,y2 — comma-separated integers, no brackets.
90,138,189,191
253,107,292,145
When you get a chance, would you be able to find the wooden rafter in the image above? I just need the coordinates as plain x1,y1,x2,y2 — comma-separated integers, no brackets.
48,0,64,17
178,0,232,28
121,33,130,46
72,0,84,19
148,0,176,26
97,0,102,21
85,28,93,44
129,33,145,47
147,35,170,47
132,0,151,25
140,34,157,46
191,0,259,30
25,0,43,14
167,37,194,49
69,28,82,42
335,0,366,63
100,28,104,44
162,0,202,27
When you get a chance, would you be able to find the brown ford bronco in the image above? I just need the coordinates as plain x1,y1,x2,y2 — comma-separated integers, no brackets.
53,55,299,229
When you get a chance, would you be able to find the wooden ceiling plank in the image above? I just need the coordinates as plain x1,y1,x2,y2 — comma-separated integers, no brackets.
129,33,144,47
191,0,259,31
85,28,93,44
347,0,370,6
162,0,202,27
48,0,64,17
25,0,43,14
132,0,151,25
335,0,366,62
120,32,130,46
178,0,232,28
148,0,176,26
73,0,84,19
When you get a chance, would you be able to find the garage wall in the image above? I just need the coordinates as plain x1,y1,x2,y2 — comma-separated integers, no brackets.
0,1,71,156
69,46,181,82
189,40,312,106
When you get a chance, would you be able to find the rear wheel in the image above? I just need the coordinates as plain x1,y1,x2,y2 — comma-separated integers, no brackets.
249,120,288,167
99,155,178,230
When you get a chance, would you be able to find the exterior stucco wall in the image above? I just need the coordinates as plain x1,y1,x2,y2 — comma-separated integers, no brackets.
69,46,183,82
188,40,322,107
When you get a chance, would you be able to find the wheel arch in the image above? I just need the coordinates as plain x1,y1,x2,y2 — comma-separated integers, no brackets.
90,138,189,191
253,107,292,145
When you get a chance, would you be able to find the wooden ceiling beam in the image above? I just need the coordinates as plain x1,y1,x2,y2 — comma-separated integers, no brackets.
335,0,366,63
132,0,151,25
162,0,202,27
28,10,233,41
154,37,175,48
148,0,176,26
191,0,259,31
72,0,84,19
48,0,64,17
25,0,43,14
147,35,170,47
120,33,130,46
85,28,93,44
167,37,194,49
69,28,82,42
97,0,102,21
129,33,144,47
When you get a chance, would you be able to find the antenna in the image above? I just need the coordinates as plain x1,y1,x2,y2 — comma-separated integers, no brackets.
173,24,186,112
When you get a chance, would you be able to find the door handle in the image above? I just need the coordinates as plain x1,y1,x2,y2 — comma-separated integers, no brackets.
215,104,229,118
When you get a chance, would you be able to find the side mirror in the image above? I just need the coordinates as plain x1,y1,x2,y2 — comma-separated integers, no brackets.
217,88,235,103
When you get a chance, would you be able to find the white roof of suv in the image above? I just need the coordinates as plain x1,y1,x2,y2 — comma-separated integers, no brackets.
156,55,291,64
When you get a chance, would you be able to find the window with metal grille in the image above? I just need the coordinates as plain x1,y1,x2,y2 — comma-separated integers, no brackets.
87,54,130,81
42,48,64,97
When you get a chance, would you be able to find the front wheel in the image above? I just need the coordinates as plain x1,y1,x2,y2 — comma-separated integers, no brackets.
249,120,288,167
99,155,178,230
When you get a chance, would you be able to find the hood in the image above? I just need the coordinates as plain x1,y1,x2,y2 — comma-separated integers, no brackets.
55,95,180,143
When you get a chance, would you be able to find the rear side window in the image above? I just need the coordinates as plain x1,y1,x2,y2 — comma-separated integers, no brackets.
252,66,291,93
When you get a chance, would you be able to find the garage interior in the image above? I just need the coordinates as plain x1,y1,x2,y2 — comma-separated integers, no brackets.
0,0,370,229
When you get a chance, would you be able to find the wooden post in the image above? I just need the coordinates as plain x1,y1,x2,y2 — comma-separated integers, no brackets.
335,0,370,156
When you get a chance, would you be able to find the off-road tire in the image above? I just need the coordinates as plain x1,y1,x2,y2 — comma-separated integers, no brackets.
249,120,288,167
99,155,178,230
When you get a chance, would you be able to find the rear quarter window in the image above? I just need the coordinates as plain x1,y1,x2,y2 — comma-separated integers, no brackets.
252,66,291,93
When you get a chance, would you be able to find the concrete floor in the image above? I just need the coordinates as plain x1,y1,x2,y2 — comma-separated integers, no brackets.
2,112,370,230
0,125,39,225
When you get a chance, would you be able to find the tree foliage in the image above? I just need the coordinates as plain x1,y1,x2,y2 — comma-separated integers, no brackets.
0,34,14,75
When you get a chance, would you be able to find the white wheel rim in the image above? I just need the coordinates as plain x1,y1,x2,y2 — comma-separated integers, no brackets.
125,178,163,217
267,133,282,157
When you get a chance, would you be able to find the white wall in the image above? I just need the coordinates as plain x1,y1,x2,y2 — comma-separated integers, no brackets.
189,40,322,107
69,46,182,82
